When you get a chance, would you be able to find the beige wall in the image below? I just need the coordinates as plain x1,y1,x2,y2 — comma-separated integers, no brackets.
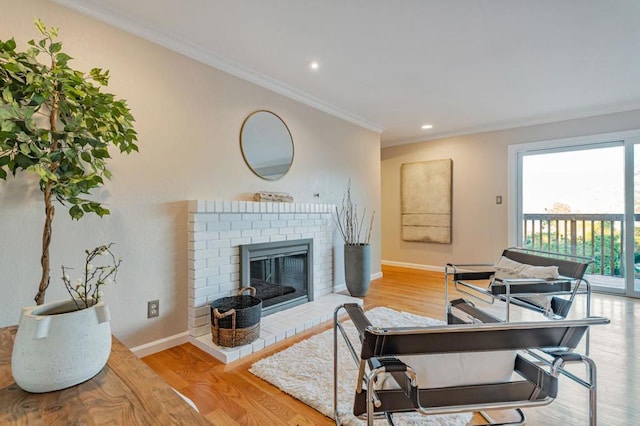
381,109,640,269
0,0,381,347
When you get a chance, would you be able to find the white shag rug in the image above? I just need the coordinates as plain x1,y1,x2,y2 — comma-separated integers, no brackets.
249,307,472,426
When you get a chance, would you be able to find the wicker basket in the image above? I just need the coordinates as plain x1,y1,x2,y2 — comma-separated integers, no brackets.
210,287,262,348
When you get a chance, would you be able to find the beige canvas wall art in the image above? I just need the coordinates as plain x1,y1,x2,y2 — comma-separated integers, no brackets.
401,159,452,244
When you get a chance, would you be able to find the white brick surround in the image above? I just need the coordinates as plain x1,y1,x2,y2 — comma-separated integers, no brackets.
187,200,336,339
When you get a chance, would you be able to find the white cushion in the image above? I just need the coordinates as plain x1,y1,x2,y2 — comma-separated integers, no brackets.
493,256,560,314
381,351,517,389
494,256,560,280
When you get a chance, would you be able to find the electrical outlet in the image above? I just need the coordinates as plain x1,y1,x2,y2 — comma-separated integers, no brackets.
496,195,503,205
147,300,159,318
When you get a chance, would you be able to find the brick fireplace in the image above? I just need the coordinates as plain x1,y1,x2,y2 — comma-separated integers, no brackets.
187,200,354,362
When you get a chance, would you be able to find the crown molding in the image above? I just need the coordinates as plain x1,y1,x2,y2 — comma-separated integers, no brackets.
381,104,640,148
52,0,384,135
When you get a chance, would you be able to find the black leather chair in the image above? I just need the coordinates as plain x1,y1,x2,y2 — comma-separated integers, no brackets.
333,303,608,426
445,247,593,321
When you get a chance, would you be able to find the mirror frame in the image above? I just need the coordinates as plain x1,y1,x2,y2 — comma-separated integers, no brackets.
239,110,294,181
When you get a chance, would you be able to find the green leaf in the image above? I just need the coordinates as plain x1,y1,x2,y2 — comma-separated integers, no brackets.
80,151,91,162
49,42,62,54
34,19,46,35
69,204,83,220
2,62,21,73
63,148,78,160
1,121,16,132
89,68,109,85
0,168,6,179
55,52,72,65
4,38,16,51
0,108,12,120
85,202,110,217
66,86,87,98
15,153,33,168
28,94,45,106
29,163,58,182
2,88,13,103
92,148,109,159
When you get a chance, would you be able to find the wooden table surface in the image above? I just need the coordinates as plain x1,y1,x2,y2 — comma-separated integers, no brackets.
0,326,211,425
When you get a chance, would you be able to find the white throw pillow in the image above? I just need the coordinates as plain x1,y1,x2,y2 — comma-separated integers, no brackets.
380,351,517,389
494,256,526,278
492,256,559,314
493,256,560,280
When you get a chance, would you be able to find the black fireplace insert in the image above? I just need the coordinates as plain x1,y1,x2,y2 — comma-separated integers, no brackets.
240,238,313,316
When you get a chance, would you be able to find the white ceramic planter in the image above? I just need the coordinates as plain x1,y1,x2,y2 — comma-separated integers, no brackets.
11,299,112,393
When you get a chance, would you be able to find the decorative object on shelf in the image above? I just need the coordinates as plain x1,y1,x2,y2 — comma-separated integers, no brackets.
0,19,138,306
253,191,294,202
210,287,262,348
240,110,293,180
401,159,452,244
335,180,374,297
12,244,121,393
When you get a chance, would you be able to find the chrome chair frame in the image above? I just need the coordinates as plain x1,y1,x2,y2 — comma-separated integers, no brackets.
333,302,608,426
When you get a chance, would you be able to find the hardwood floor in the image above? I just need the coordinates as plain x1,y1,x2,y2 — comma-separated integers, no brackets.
142,266,639,425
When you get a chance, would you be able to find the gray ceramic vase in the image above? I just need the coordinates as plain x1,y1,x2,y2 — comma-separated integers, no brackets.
344,243,371,297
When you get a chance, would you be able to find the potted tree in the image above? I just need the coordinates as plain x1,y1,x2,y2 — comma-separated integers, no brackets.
0,20,138,392
335,181,375,297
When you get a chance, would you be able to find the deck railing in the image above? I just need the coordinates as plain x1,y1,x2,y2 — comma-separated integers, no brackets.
522,213,639,277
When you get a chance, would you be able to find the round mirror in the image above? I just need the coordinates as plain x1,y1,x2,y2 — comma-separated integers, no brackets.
240,110,294,180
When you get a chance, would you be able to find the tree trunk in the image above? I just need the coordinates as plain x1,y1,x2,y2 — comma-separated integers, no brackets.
34,184,54,305
35,56,59,305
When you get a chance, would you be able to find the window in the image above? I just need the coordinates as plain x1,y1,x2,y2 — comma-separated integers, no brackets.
509,130,640,297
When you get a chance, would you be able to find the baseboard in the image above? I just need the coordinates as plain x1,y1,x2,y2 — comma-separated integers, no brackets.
381,260,444,273
333,283,347,292
130,331,190,358
334,271,382,293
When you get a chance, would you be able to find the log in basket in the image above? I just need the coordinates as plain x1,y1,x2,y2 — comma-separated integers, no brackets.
210,287,262,348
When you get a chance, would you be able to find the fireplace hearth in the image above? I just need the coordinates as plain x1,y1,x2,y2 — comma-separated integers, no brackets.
240,239,313,316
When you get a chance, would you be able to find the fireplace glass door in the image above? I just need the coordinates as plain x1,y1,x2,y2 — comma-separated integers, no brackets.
250,252,307,312
240,239,314,316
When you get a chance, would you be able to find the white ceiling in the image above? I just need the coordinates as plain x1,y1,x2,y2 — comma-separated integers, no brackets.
54,0,640,147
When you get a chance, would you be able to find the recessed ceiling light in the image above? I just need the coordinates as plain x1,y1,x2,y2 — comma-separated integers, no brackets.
421,124,433,130
309,61,319,70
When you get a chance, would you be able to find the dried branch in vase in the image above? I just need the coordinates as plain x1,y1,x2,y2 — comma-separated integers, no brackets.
61,243,122,310
335,180,375,245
